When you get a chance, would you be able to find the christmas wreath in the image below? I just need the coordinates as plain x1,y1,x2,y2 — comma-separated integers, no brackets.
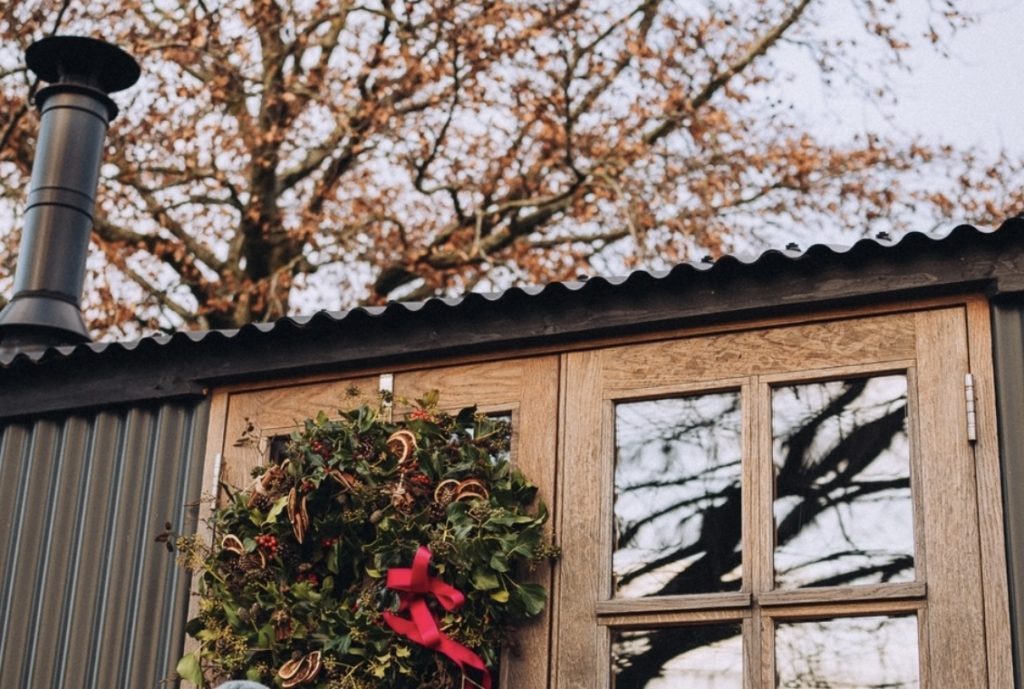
176,394,556,689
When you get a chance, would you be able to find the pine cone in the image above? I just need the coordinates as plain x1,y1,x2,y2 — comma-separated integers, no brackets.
428,502,447,522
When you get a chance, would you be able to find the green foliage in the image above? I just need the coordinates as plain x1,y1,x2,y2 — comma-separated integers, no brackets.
180,397,557,688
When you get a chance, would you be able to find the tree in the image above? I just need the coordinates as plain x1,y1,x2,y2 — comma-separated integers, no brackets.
0,1,1020,337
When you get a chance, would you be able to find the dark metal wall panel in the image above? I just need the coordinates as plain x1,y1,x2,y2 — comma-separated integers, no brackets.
0,400,209,689
992,301,1024,688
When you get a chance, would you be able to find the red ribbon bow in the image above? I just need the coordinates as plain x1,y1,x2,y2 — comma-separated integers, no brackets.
382,546,492,689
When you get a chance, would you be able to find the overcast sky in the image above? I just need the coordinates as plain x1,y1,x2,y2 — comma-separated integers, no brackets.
791,1,1024,157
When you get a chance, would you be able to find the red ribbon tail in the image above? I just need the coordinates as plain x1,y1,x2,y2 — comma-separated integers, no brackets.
383,547,493,689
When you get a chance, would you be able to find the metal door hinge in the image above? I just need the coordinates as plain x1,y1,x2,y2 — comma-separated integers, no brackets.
210,452,224,496
965,373,977,443
379,373,395,422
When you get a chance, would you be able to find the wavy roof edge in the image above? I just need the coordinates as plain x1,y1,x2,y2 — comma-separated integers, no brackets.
0,219,1021,372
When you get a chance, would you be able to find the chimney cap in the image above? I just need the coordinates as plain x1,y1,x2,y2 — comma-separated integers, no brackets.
26,35,140,93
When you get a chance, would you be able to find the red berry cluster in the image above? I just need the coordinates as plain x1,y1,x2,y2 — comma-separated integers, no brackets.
409,473,432,487
255,534,279,555
296,572,319,587
408,409,434,421
309,439,330,459
320,537,338,548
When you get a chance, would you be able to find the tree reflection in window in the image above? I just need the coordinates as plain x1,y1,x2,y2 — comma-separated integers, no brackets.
612,624,742,689
614,393,743,597
773,376,914,589
776,615,919,688
609,377,916,686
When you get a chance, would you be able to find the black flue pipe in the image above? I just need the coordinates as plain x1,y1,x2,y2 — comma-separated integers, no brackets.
0,36,139,351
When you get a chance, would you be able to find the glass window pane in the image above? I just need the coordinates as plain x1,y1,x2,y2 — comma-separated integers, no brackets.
772,375,914,589
612,624,743,689
614,393,742,597
775,615,920,688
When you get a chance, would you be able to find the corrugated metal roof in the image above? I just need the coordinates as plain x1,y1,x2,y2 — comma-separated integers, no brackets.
0,399,209,689
0,217,1022,420
0,220,1016,372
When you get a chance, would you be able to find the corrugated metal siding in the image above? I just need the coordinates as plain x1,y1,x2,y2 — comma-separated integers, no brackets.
0,400,209,689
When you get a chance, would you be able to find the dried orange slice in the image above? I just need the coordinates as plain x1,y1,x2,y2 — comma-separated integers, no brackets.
278,657,303,682
220,534,245,555
455,478,489,502
433,478,460,504
386,429,417,464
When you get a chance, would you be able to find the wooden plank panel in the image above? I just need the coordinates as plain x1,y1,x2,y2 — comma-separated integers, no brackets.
600,314,916,391
220,376,379,488
395,357,560,689
965,298,1014,688
395,359,537,411
914,307,988,686
555,350,607,689
507,356,560,689
753,378,773,600
181,389,230,684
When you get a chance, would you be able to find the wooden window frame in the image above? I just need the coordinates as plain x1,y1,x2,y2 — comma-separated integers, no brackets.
555,300,1012,688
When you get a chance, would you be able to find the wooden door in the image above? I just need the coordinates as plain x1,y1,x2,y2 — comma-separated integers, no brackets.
206,355,559,688
555,305,1011,688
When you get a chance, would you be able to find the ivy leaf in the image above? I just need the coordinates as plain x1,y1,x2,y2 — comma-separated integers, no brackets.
490,553,510,573
222,602,240,627
516,582,548,617
472,569,500,591
326,633,352,654
184,616,204,636
257,623,275,648
176,652,203,686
